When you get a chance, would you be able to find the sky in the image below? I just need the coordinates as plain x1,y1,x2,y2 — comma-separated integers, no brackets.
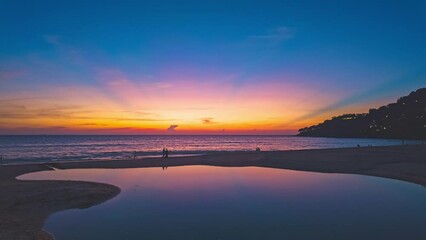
0,0,425,135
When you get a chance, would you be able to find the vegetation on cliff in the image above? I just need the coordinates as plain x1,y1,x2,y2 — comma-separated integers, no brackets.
298,88,426,139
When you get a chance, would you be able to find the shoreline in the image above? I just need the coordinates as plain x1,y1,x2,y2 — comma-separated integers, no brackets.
0,164,120,240
1,145,425,239
49,144,426,186
3,144,426,186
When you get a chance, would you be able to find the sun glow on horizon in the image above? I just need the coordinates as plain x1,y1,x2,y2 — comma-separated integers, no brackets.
0,69,333,134
0,67,418,135
1,1,424,134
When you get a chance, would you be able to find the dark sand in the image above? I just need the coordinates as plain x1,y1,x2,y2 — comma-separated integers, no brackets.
1,144,425,239
52,144,426,186
0,165,120,240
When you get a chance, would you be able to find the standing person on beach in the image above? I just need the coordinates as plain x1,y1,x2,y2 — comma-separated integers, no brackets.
165,148,169,158
162,148,166,157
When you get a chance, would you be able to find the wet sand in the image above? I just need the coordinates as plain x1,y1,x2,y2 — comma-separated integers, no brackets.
1,144,425,239
51,144,426,186
0,165,120,240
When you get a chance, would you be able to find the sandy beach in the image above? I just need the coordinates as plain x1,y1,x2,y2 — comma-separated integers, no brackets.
51,144,426,186
1,144,425,240
0,164,120,240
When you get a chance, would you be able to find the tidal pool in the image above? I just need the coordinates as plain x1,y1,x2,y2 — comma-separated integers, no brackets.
20,166,426,240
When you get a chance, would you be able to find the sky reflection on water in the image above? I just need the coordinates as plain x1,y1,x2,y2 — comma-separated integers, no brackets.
21,166,426,240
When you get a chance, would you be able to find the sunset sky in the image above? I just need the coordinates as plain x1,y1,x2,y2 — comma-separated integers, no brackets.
1,0,425,134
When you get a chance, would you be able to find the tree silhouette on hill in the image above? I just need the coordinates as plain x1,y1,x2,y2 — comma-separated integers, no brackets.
298,88,426,140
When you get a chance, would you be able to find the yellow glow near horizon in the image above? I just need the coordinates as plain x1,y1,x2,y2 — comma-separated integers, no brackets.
0,71,384,134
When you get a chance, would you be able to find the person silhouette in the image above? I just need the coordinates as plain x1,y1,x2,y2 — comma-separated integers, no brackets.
162,156,168,170
162,148,166,157
165,148,169,158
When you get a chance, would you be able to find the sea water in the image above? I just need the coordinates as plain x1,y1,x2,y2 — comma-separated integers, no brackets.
0,135,418,164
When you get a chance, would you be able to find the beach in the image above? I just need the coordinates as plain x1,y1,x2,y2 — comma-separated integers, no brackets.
1,144,425,240
51,144,426,186
0,165,120,240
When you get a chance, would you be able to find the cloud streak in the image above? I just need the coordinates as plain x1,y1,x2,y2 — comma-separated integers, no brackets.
248,26,294,45
43,35,62,46
201,118,214,124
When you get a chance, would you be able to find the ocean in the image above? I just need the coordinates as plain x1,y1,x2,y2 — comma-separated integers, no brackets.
0,135,419,164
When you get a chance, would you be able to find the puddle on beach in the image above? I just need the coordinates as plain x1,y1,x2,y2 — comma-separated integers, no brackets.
20,166,426,240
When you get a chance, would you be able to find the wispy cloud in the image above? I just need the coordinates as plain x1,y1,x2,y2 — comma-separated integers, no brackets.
42,34,89,67
0,105,91,120
114,117,178,122
43,35,61,46
0,105,178,122
201,118,214,124
121,110,158,116
248,26,294,45
0,97,47,103
78,122,109,126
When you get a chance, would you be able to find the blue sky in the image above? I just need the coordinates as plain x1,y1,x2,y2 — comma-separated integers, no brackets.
0,0,425,134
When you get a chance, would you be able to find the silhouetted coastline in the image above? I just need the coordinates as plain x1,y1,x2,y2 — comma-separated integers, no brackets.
298,88,426,140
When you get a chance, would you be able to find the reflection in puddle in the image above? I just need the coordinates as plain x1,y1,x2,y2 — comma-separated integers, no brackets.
21,166,426,240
